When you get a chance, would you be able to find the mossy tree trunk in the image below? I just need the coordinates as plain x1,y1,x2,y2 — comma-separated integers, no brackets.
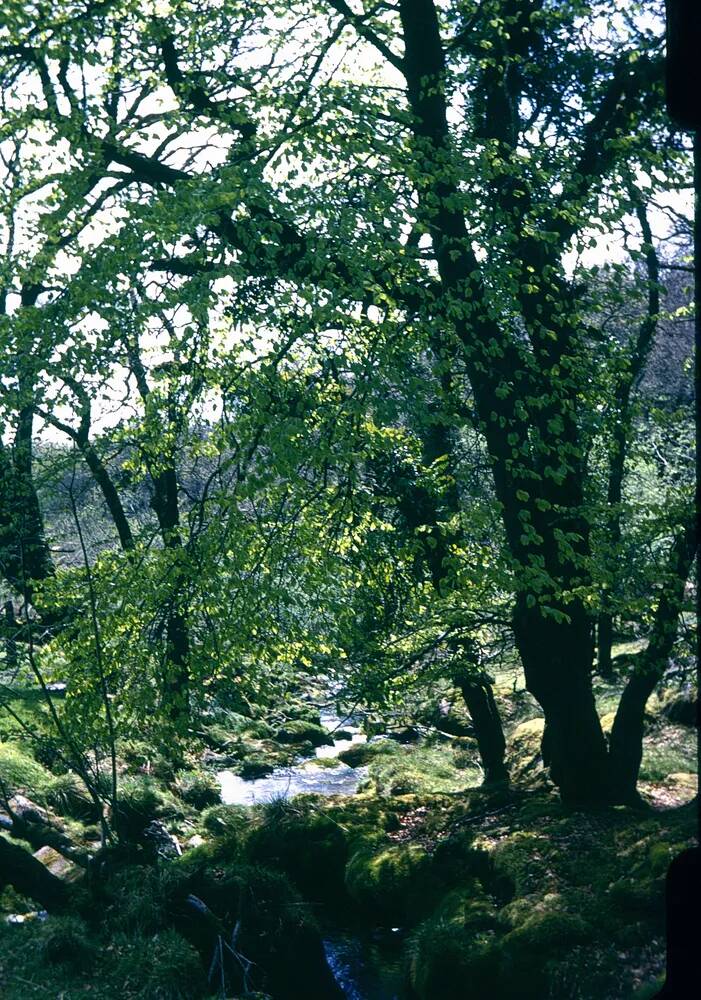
455,671,509,785
608,516,697,803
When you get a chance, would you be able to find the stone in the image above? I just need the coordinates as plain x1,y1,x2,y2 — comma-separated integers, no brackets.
8,794,49,825
662,694,697,727
275,721,335,747
387,727,421,744
142,820,182,859
239,758,275,779
33,845,83,883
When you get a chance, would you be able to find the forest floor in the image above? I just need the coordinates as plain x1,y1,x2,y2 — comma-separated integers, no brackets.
0,647,697,999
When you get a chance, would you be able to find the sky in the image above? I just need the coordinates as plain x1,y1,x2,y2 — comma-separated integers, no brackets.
0,1,694,446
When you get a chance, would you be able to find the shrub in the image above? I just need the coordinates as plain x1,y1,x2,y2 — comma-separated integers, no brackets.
173,769,221,810
44,772,99,821
112,776,172,841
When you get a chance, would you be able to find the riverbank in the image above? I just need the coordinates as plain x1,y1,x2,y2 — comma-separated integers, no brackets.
0,664,697,998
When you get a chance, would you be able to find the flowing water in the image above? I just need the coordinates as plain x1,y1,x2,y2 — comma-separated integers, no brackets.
216,707,406,997
217,708,369,805
323,930,404,1000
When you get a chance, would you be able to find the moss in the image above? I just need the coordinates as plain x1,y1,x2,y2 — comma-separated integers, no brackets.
506,717,545,781
0,741,52,799
246,798,348,901
173,768,221,809
648,840,685,877
274,720,334,747
497,901,593,999
337,740,397,768
345,842,437,924
239,756,275,778
199,802,252,842
489,831,551,899
407,890,502,999
365,743,478,796
304,755,341,768
608,873,665,922
431,834,495,890
277,702,322,725
201,710,275,747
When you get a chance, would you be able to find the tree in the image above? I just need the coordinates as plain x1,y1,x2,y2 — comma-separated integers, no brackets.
0,0,693,804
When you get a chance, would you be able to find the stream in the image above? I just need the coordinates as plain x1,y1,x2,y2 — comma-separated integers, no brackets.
217,708,370,806
217,707,406,998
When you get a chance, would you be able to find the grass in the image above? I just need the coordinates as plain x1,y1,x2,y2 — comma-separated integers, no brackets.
0,741,53,800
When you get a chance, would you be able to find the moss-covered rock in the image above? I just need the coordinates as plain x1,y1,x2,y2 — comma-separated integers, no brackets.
201,713,274,749
239,756,275,779
660,690,697,727
246,799,348,902
506,717,545,782
173,769,222,809
406,888,502,999
345,842,436,924
337,740,395,768
199,803,252,843
365,743,478,796
497,900,594,999
608,873,665,921
488,831,552,899
274,720,334,747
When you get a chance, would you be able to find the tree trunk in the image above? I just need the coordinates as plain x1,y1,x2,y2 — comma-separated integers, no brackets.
382,415,510,786
13,402,54,583
398,0,614,804
81,444,135,552
151,467,190,722
597,613,614,679
3,600,18,672
0,421,53,594
513,597,612,805
608,516,697,802
457,675,509,784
